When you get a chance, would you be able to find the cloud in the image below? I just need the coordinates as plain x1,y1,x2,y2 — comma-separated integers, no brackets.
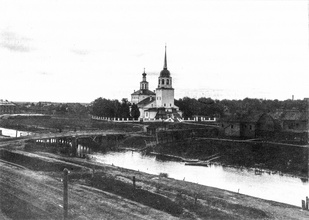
135,53,144,57
0,31,33,52
38,71,52,76
70,49,89,55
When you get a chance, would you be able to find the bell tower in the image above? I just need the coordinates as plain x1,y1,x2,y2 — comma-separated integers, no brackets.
156,46,175,108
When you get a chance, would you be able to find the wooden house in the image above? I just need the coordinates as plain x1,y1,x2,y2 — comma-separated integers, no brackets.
220,113,275,138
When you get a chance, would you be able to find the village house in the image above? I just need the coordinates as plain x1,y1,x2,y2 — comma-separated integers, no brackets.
280,109,308,132
219,112,276,138
0,99,17,115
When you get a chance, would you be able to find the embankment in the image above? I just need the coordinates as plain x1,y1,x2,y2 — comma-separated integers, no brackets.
1,147,309,219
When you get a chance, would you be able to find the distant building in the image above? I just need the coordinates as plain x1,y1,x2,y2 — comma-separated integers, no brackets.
220,113,275,138
0,99,17,114
280,109,307,132
131,46,182,120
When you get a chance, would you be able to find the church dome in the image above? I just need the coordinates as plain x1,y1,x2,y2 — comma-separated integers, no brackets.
160,68,170,77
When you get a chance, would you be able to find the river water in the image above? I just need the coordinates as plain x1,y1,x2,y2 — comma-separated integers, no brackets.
92,150,308,207
1,126,308,207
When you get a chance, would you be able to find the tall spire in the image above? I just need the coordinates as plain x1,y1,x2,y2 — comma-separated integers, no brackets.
159,45,171,77
163,45,167,70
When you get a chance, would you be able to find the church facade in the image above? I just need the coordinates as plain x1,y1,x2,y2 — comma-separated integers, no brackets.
131,47,182,120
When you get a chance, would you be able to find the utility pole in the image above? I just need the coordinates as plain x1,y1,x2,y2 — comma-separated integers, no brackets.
63,168,69,220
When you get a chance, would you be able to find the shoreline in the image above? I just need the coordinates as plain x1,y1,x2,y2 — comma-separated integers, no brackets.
0,138,309,219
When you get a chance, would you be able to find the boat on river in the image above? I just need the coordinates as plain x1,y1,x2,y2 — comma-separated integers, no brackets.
185,161,209,167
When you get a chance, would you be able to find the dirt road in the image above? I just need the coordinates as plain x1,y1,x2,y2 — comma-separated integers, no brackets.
0,159,176,220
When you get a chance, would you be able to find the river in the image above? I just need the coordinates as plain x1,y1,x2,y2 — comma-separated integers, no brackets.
92,150,308,207
1,126,308,207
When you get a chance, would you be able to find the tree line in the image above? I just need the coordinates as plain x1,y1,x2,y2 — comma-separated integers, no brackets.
91,98,140,119
91,96,307,119
176,97,307,118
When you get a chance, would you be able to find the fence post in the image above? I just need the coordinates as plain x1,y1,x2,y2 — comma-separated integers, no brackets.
63,168,69,220
302,200,306,210
133,176,136,190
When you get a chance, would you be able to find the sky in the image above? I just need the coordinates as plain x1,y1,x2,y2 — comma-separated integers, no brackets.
0,0,308,103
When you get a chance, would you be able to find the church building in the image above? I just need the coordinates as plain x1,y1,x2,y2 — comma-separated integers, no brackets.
131,47,182,120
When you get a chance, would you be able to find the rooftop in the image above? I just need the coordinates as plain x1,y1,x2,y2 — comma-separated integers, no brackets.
131,89,156,96
137,97,156,106
0,99,16,106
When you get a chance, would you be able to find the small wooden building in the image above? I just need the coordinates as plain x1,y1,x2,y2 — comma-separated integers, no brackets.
280,110,307,132
220,113,275,138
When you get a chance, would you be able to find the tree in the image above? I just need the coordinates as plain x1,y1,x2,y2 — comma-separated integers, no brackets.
119,98,131,118
91,98,118,117
131,103,140,119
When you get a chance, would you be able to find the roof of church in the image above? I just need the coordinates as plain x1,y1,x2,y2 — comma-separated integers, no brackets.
131,89,156,96
137,96,156,106
160,69,170,77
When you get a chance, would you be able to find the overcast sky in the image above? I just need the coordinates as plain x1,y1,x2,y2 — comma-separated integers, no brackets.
1,0,308,103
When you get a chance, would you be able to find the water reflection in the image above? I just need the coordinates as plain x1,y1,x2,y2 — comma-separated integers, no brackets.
92,151,308,207
76,144,91,158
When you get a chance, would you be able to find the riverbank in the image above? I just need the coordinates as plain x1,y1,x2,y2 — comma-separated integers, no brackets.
150,137,309,179
0,115,144,133
1,144,309,219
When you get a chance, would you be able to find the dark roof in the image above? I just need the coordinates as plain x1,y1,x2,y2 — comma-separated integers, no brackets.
220,112,272,123
131,89,155,96
219,115,242,123
241,112,265,123
160,68,170,77
281,111,307,121
137,97,156,106
269,111,283,120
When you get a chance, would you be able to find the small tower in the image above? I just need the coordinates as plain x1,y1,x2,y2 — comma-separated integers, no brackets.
156,46,175,108
140,68,149,90
131,68,155,105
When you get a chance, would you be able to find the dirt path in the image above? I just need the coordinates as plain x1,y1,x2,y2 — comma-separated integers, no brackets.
0,160,176,220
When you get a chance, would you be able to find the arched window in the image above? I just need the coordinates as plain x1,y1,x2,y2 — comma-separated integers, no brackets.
162,79,165,85
167,79,169,85
158,79,160,84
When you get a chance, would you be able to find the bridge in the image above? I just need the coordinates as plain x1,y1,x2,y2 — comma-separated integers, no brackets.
25,130,127,141
24,130,128,157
